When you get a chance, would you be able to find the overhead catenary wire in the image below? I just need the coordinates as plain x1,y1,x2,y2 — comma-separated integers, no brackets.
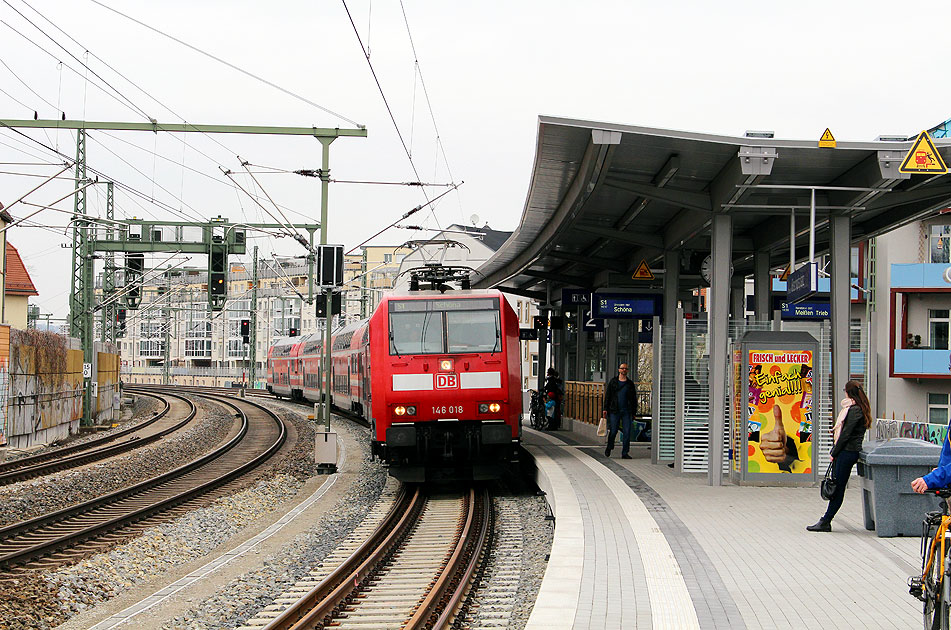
397,0,458,187
344,181,462,255
0,132,63,163
238,158,306,244
2,1,152,122
94,131,309,223
0,122,213,222
220,167,311,250
340,0,441,232
2,20,147,119
262,256,306,302
87,0,363,129
1,163,72,212
10,0,306,230
86,134,207,224
0,56,59,113
2,3,300,233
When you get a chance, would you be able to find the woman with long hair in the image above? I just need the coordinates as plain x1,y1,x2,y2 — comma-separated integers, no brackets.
806,380,872,532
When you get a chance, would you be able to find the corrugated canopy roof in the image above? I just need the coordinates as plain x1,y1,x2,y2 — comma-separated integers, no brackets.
475,116,951,300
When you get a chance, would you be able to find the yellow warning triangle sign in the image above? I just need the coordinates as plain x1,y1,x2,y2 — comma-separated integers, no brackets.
779,264,791,281
632,260,654,280
900,130,948,174
819,128,836,148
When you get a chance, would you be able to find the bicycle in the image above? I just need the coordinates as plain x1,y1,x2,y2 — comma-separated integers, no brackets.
528,389,548,431
910,488,951,630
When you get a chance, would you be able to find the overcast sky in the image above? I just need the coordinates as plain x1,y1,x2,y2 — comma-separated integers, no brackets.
1,0,948,322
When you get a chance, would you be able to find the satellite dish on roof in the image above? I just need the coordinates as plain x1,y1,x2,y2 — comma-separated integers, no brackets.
470,214,480,226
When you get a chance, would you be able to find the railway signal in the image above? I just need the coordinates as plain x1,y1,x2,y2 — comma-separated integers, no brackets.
315,292,342,317
0,117,366,428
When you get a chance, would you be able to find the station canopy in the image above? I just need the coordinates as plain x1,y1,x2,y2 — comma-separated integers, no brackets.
474,116,951,299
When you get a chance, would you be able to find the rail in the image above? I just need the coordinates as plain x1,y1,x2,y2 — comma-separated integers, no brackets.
259,486,490,630
0,389,285,570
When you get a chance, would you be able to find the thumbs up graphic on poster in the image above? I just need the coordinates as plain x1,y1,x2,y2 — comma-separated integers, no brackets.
760,406,797,471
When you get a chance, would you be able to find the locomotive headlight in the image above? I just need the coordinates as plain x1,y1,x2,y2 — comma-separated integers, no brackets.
489,403,501,413
406,406,417,416
439,359,453,372
394,406,407,416
478,403,489,413
479,402,502,414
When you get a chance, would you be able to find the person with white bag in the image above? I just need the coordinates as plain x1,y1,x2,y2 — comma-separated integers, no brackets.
601,363,638,459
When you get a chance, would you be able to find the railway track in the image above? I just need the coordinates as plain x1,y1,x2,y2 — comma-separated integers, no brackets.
240,484,491,630
0,391,196,486
131,383,371,427
0,389,285,573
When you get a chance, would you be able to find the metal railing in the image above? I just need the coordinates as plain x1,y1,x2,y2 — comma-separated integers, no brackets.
563,381,650,425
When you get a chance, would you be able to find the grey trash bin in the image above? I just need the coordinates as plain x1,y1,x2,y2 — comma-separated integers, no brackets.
857,438,941,537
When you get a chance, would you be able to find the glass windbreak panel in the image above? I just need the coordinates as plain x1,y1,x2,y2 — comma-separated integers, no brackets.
446,310,500,352
390,311,444,354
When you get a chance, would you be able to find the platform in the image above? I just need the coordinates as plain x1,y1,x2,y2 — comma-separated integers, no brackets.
523,424,923,630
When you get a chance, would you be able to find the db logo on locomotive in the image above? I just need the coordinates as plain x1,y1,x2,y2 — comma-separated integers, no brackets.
435,373,459,389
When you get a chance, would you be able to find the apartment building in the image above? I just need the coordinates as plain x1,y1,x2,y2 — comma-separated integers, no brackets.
872,216,951,423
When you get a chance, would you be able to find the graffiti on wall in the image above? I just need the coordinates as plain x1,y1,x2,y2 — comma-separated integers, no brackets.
7,330,82,448
874,419,949,446
0,325,8,446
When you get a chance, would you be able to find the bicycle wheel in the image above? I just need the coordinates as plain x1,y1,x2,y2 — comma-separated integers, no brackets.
529,392,547,430
924,552,951,630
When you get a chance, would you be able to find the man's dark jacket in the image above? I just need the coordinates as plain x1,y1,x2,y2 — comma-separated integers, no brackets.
602,377,638,416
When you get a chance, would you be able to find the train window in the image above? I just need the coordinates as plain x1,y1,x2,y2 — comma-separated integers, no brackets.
388,298,501,355
390,311,444,355
446,310,501,352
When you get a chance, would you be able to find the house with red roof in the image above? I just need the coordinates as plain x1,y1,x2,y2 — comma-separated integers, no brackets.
4,241,38,329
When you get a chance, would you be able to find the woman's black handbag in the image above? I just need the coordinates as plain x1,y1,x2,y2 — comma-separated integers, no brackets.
820,462,837,501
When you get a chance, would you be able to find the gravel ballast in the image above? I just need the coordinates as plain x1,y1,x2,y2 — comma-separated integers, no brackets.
0,396,554,630
0,399,234,528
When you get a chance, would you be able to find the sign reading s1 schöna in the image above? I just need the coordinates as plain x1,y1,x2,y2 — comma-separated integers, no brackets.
593,293,662,319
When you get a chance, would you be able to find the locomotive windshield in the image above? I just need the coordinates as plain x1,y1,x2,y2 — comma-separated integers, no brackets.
389,298,501,355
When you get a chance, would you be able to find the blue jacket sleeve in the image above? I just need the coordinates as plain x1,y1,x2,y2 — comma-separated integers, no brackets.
924,432,951,489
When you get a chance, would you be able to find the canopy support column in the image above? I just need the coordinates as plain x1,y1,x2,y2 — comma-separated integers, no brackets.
754,251,771,321
830,214,852,403
708,213,732,486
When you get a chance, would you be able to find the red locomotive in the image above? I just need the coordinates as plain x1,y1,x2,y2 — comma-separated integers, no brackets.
267,267,522,482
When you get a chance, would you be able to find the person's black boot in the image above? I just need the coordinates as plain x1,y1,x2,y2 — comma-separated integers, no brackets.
604,446,612,457
806,519,831,532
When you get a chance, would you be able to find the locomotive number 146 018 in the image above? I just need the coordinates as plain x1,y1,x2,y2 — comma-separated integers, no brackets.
432,405,463,415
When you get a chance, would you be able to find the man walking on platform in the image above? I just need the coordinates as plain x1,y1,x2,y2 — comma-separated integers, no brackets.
602,363,638,459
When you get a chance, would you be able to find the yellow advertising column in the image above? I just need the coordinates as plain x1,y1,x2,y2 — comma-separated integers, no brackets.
736,331,819,485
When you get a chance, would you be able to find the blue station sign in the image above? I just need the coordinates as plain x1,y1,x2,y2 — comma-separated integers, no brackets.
787,262,819,303
593,293,662,319
781,301,830,320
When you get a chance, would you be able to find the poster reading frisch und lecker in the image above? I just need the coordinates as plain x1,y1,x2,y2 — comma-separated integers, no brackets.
747,350,813,474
